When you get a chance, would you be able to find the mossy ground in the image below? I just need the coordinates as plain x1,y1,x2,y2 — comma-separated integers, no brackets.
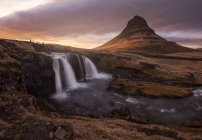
110,78,192,98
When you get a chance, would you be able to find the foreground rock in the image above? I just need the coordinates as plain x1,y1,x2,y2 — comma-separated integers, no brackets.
0,92,74,140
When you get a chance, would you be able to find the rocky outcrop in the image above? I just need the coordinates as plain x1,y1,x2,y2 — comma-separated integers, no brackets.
22,53,55,97
96,16,193,54
0,39,56,97
0,39,35,92
67,54,86,81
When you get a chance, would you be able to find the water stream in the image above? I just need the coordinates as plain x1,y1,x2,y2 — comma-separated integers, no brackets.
51,53,202,124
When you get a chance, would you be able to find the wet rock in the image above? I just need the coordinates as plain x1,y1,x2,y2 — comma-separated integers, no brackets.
67,54,86,81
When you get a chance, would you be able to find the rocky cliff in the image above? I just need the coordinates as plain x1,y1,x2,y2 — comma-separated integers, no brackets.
0,39,55,97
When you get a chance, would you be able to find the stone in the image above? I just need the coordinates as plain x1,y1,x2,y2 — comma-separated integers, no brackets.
49,132,54,139
54,127,68,140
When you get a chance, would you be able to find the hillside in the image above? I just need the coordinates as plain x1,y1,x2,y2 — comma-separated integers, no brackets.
96,16,193,54
1,38,202,139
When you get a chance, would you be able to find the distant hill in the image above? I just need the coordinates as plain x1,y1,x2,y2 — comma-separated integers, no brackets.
197,48,202,51
96,16,193,54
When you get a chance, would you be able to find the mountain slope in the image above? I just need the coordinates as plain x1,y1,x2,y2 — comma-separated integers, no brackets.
96,16,193,54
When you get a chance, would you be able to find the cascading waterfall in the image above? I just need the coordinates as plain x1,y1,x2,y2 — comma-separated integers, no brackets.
52,53,110,99
52,54,81,99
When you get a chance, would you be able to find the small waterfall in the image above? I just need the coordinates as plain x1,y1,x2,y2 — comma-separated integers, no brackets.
53,59,63,94
51,53,110,99
83,57,99,79
52,54,82,99
67,54,85,81
60,56,77,89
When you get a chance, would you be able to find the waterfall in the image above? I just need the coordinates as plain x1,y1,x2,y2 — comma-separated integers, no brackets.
53,59,62,94
52,54,83,99
83,57,99,79
51,53,111,99
76,54,84,80
67,54,85,81
60,56,77,89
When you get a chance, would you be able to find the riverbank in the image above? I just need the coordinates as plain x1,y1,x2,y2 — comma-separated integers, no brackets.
1,91,202,140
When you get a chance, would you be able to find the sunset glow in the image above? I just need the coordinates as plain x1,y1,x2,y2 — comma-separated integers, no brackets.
0,0,53,17
0,0,201,49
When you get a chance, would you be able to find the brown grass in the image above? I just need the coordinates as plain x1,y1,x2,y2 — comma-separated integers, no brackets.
110,78,192,98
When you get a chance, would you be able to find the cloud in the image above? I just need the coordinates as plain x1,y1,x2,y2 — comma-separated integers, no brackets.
0,0,202,48
0,0,54,17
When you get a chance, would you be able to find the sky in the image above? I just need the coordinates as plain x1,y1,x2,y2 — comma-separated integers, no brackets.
0,0,201,49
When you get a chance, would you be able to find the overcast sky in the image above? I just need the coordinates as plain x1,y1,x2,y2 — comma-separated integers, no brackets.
0,0,201,49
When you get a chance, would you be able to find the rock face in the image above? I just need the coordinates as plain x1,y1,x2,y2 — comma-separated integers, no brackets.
0,39,55,97
0,39,35,92
96,16,192,54
67,54,86,81
22,53,55,97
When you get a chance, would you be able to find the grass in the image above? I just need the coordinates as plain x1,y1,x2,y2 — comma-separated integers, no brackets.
110,78,192,98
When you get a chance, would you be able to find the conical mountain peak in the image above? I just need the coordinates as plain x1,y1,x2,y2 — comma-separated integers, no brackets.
127,16,149,28
120,15,155,37
96,16,192,54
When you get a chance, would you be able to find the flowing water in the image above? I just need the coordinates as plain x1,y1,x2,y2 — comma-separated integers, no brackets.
83,57,99,79
52,54,86,99
52,59,62,94
51,53,202,124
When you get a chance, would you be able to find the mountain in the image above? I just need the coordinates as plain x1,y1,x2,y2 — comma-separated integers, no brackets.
197,48,202,51
96,16,193,54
